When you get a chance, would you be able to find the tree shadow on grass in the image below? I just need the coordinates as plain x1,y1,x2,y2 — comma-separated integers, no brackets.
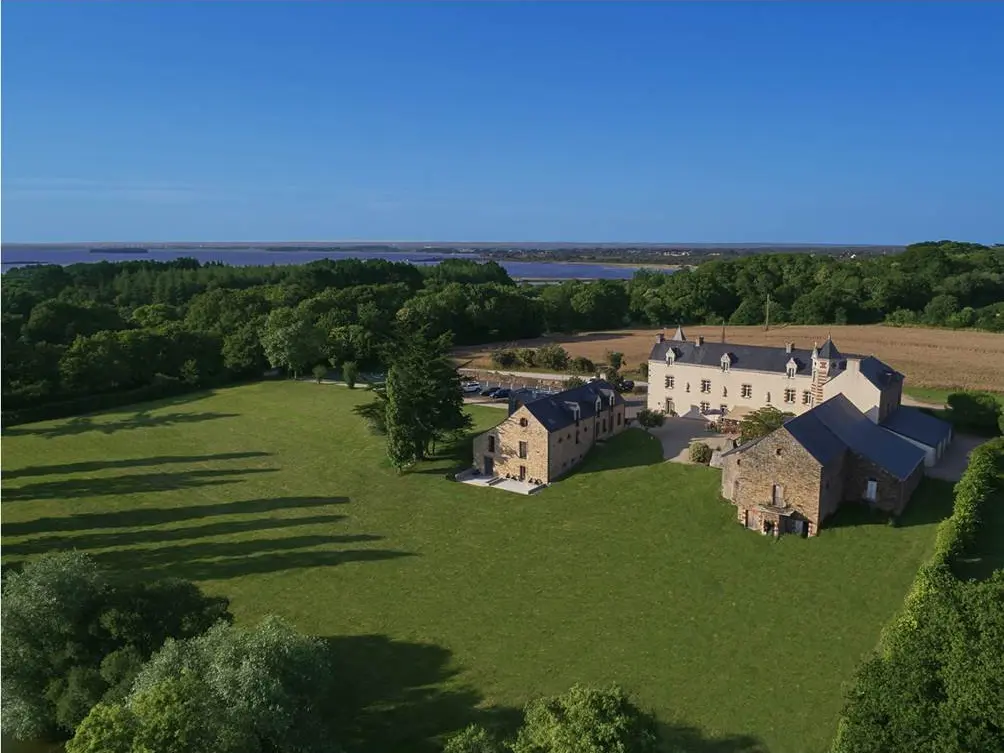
3,451,273,480
3,410,240,439
657,722,769,753
2,513,350,556
571,428,665,475
826,478,955,530
2,495,350,537
324,635,520,753
3,467,278,502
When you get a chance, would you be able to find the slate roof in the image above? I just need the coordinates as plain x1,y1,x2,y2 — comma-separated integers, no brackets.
784,394,925,479
858,356,904,389
882,406,952,448
518,380,625,433
817,338,842,360
649,339,814,376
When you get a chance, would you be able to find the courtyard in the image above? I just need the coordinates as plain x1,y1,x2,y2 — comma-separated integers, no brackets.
1,381,955,753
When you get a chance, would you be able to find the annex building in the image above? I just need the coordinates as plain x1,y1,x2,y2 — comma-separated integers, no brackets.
472,380,627,485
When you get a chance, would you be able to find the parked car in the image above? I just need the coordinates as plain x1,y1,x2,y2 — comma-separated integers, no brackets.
493,388,511,399
618,380,635,392
463,381,481,393
481,386,500,397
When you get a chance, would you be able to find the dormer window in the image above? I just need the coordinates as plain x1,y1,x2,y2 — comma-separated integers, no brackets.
666,348,676,365
786,358,798,379
608,394,615,407
720,353,731,372
595,397,602,413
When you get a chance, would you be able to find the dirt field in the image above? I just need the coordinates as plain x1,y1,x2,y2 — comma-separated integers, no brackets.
455,325,1004,393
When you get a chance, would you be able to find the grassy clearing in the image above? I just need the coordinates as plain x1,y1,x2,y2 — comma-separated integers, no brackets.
1,382,954,753
903,385,1004,406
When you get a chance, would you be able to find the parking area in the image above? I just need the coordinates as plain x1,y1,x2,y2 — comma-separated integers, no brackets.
927,433,991,482
645,417,737,463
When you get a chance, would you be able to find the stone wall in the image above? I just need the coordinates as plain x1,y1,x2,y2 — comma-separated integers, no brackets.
720,427,826,526
844,453,923,515
819,450,847,522
475,399,627,484
473,405,551,483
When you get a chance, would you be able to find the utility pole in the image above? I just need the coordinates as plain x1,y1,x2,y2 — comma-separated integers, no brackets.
764,293,771,332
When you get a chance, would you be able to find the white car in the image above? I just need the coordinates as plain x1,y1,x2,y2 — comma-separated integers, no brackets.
463,381,481,393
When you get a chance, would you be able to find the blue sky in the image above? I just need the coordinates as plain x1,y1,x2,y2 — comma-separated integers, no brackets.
2,2,1002,244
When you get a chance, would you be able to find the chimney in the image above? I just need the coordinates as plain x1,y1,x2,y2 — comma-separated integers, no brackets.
785,342,793,354
696,335,704,346
656,332,665,343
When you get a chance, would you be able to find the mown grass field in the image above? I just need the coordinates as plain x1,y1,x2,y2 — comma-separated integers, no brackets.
1,382,955,753
455,324,1004,393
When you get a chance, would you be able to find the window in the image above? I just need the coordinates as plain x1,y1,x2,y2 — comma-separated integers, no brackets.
685,382,691,393
602,419,607,432
741,384,752,399
575,431,580,444
518,441,528,459
519,417,528,427
699,401,711,414
700,379,711,393
765,391,772,404
802,390,812,405
786,365,796,379
616,413,622,425
488,436,495,452
720,404,728,415
722,386,728,398
665,375,675,389
784,388,796,404
776,448,783,456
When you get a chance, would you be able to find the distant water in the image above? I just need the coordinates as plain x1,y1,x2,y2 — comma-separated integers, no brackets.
0,247,669,280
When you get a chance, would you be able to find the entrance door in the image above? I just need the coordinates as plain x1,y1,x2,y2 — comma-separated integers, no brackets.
865,479,878,502
665,398,674,414
519,465,527,481
484,456,494,476
772,484,783,506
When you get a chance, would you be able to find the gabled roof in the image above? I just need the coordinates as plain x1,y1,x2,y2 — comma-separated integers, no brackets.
882,406,952,448
784,394,925,479
519,380,625,433
649,339,814,376
858,356,903,389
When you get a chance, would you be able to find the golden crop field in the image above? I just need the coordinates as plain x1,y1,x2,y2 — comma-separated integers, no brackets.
456,325,1004,393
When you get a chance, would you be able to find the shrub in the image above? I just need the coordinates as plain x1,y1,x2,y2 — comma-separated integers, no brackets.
635,408,665,428
569,356,595,374
739,406,793,444
342,361,359,389
490,348,518,369
605,350,624,371
638,362,649,379
946,391,1003,436
514,348,537,368
443,724,505,753
512,684,659,753
311,364,327,384
536,344,570,371
689,441,713,464
565,376,586,388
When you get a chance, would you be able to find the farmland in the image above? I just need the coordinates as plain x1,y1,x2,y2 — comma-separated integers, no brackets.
1,381,955,753
455,324,1004,394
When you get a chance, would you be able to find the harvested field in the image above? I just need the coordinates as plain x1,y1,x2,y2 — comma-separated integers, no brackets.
455,325,1004,393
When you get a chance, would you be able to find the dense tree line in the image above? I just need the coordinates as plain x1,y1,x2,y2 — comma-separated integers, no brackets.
4,241,1001,424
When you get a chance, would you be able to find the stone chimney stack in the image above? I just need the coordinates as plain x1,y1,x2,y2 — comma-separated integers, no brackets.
786,342,794,354
696,335,705,346
656,331,665,344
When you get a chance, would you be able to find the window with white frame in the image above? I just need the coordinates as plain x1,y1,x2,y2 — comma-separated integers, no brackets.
700,379,711,393
699,401,710,414
741,384,752,399
784,388,796,404
802,390,812,405
665,375,675,389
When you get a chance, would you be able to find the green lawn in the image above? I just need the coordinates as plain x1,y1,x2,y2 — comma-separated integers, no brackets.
903,385,1004,406
1,382,954,753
